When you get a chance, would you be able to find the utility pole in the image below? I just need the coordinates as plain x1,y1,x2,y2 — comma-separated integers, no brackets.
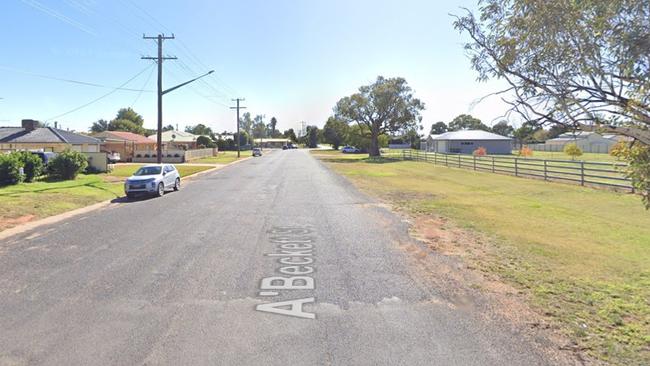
142,34,177,164
230,98,246,158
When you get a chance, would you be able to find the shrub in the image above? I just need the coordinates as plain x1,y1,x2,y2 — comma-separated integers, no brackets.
15,151,44,182
173,153,181,157
564,143,583,160
47,149,88,180
144,154,150,158
473,146,487,157
0,153,23,185
136,153,142,158
518,147,533,157
611,142,650,209
166,153,172,158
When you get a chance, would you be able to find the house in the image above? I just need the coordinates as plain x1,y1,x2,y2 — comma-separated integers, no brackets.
425,130,512,155
92,131,156,162
0,119,100,153
539,131,628,153
150,130,201,150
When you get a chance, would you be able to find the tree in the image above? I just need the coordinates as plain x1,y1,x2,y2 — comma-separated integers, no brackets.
283,128,297,142
303,126,319,148
185,124,213,136
269,117,278,137
108,119,145,135
335,76,424,156
196,135,215,148
448,114,489,131
163,124,175,132
454,0,650,205
547,124,569,139
512,122,540,148
90,119,108,133
564,143,583,160
323,117,349,150
239,112,254,143
430,121,448,135
491,121,514,137
108,108,145,135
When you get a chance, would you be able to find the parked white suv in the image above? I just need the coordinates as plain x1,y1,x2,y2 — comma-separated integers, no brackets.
124,164,180,198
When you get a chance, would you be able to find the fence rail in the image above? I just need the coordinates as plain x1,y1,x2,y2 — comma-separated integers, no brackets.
383,150,633,192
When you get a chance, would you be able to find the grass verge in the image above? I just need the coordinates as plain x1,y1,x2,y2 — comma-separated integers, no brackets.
318,154,650,365
191,151,247,164
0,164,215,232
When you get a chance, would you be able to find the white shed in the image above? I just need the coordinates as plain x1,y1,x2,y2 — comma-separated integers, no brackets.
426,130,512,155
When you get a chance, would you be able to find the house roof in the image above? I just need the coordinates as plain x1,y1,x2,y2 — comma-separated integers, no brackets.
93,131,154,144
0,126,100,144
151,130,200,142
431,130,511,141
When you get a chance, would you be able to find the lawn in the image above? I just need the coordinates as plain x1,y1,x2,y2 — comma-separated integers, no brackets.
515,150,620,163
0,164,215,233
0,175,123,232
191,151,248,164
319,156,650,365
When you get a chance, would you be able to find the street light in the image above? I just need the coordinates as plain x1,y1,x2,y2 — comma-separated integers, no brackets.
155,70,214,164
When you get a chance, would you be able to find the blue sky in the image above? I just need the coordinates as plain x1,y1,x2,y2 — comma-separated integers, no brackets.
1,0,512,134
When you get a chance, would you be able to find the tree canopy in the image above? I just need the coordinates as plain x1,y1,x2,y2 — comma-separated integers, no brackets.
430,121,448,135
323,117,349,150
90,119,108,133
491,121,514,137
448,114,489,131
453,0,650,144
334,76,424,156
107,108,145,135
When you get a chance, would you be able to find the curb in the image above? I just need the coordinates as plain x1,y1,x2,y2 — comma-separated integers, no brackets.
0,156,252,241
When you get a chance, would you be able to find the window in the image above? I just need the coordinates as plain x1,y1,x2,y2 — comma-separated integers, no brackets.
460,141,474,145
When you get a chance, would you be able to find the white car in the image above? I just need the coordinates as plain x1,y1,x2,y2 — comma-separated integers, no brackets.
341,146,361,153
124,164,180,198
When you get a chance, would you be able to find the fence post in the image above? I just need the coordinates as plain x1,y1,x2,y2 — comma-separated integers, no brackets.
473,155,476,170
434,152,437,165
580,162,585,186
515,158,519,176
544,160,548,181
445,153,448,167
458,154,461,168
492,156,495,173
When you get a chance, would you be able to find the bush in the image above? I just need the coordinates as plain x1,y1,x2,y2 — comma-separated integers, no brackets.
136,153,142,158
47,149,88,180
518,146,533,157
143,154,150,158
0,153,23,185
473,146,487,157
15,151,44,182
563,143,583,160
173,153,181,158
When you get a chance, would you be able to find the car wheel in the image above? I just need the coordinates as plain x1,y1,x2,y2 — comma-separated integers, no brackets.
157,182,165,197
174,177,180,191
126,193,135,199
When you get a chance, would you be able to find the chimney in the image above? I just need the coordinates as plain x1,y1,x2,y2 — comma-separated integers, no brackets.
54,121,58,129
21,119,38,131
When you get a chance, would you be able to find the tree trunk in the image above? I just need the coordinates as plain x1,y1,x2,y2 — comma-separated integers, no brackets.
369,127,381,157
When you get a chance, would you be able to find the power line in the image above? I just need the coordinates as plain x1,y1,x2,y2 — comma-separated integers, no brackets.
18,0,97,36
130,65,156,107
0,65,154,92
44,64,154,122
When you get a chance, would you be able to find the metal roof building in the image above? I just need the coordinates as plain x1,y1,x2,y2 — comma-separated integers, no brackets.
0,120,101,152
425,130,513,155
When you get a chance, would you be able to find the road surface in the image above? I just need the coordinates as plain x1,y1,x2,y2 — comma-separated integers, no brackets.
0,150,570,365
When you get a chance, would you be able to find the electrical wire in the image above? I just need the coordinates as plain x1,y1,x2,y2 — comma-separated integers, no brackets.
18,0,97,36
130,64,156,107
45,64,154,122
0,65,154,92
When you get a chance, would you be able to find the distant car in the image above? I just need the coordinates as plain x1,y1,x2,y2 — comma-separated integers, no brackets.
290,144,298,149
30,151,57,165
282,145,288,150
106,151,121,164
341,146,361,154
124,164,180,198
252,148,262,157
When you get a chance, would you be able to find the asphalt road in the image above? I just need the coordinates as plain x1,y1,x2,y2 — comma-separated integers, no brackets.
0,150,568,365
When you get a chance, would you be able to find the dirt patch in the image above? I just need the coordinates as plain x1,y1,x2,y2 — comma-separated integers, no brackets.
0,215,36,231
401,214,593,365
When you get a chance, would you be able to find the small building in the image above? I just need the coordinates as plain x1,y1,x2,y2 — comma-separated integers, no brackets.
426,130,512,155
93,131,156,162
538,131,630,153
150,130,204,150
0,119,100,153
254,138,291,149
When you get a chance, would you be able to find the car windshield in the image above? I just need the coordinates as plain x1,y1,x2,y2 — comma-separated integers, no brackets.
133,166,161,176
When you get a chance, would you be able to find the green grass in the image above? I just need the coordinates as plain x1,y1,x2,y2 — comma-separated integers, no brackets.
191,151,247,164
0,164,215,232
108,164,214,178
320,157,650,365
0,175,123,231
